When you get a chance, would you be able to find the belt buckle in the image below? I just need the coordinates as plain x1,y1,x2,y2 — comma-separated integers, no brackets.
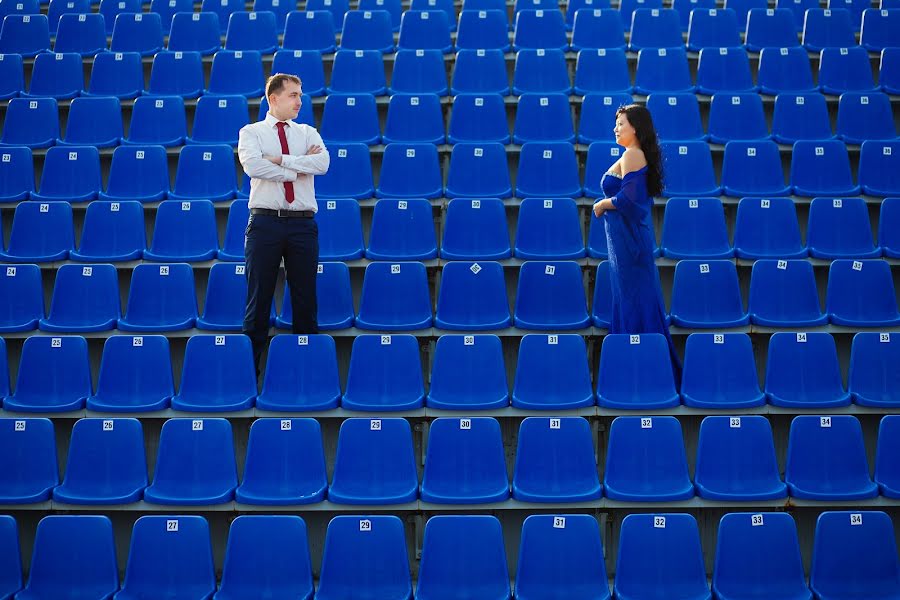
277,209,289,218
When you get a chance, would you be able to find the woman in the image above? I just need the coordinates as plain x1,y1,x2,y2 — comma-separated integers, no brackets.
592,104,682,382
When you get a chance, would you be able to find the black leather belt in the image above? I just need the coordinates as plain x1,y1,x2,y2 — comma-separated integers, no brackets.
250,208,315,218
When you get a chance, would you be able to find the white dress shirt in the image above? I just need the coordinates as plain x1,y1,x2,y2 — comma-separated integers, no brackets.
237,112,330,212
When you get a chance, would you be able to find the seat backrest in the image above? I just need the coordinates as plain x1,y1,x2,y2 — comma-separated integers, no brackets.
634,47,694,94
93,335,174,409
0,515,20,599
456,9,510,51
512,333,594,407
859,140,900,197
646,92,704,142
660,140,719,196
695,46,755,94
786,415,873,491
440,197,511,259
148,199,219,260
383,92,445,144
513,8,568,50
733,196,806,259
681,333,763,408
826,258,900,325
807,196,877,258
571,9,626,50
0,417,57,501
836,91,896,143
224,10,278,52
206,51,264,97
447,93,510,144
708,92,769,143
427,334,509,409
45,263,120,328
367,198,438,260
514,197,585,259
0,96,59,147
757,45,815,93
147,50,205,98
694,415,784,495
58,418,147,500
660,196,731,258
110,11,163,54
151,418,238,493
315,198,365,260
282,10,337,52
512,48,571,94
4,200,74,261
177,334,257,407
167,11,221,54
389,48,449,95
341,8,394,52
171,144,237,201
771,91,832,144
765,332,846,401
314,142,374,198
0,13,50,56
122,262,198,328
28,51,83,98
630,7,683,49
328,49,387,94
515,141,582,197
53,13,104,55
87,50,144,99
259,334,341,410
451,48,510,95
377,142,443,198
596,333,679,408
342,334,425,408
63,96,123,146
189,94,250,143
803,7,856,50
861,7,900,50
721,140,789,196
850,332,900,406
320,92,381,144
514,261,590,329
36,145,101,202
687,7,741,49
398,9,452,51
0,264,44,330
0,137,33,203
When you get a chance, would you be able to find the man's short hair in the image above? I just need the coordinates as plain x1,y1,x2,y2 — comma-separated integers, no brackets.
266,73,302,98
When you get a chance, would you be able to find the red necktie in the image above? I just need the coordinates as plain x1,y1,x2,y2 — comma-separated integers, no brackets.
275,121,295,204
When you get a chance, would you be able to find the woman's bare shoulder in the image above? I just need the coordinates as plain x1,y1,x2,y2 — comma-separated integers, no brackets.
621,148,647,175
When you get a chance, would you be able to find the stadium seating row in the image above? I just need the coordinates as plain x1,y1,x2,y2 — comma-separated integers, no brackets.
2,45,899,100
1,140,899,203
2,511,898,599
0,331,897,412
2,197,897,263
0,6,897,57
2,413,900,504
1,90,897,148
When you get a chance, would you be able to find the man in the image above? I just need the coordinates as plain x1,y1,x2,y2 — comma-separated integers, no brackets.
237,73,330,374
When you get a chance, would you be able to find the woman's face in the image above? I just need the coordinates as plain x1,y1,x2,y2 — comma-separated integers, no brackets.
614,112,637,147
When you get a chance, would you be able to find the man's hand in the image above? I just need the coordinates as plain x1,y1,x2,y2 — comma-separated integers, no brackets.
264,155,283,165
306,145,323,155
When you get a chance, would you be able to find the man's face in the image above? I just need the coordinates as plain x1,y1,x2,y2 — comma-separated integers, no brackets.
269,80,302,121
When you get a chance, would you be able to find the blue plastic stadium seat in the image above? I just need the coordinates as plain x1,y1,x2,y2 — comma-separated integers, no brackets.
749,259,827,326
695,47,755,94
670,260,748,328
195,262,249,331
619,0,664,25
660,141,721,196
0,14,50,57
143,418,238,505
772,92,833,144
860,141,900,197
881,48,900,94
72,201,145,262
512,48,571,95
827,259,900,326
355,261,433,330
235,418,327,504
456,9,510,51
591,261,612,325
568,0,615,27
376,143,442,198
516,515,610,600
515,142,582,198
86,335,173,412
341,9,394,52
149,0,192,32
630,8,683,50
513,417,602,502
116,516,215,600
101,146,168,203
758,47,816,95
732,197,807,259
435,261,511,330
807,197,880,259
16,515,118,600
31,146,101,202
810,511,900,600
634,47,694,95
583,141,624,199
426,334,509,409
110,12,163,55
0,340,9,402
778,0,820,29
118,263,197,331
694,416,787,500
85,51,144,99
51,418,146,505
836,92,896,144
98,0,139,34
786,415,878,500
766,332,850,407
0,52,23,101
596,333,679,409
256,334,341,411
660,197,732,259
214,516,314,599
398,9,452,52
447,94,510,144
577,93,633,143
186,95,249,145
383,94,445,144
282,11,336,53
681,333,765,408
367,199,436,260
687,7,740,50
791,140,860,196
269,52,325,98
571,10,625,50
167,12,220,55
412,0,455,26
514,261,590,329
0,264,43,333
876,416,900,497
722,141,790,197
38,264,119,333
820,42,875,90
0,97,59,149
515,0,559,16
514,197,585,259
513,93,575,143
250,0,290,31
52,14,104,56
171,335,257,411
614,514,709,599
169,144,237,201
417,516,511,600
574,48,632,94
647,93,704,142
712,513,810,600
0,418,57,502
708,93,769,144
316,516,413,600
23,52,82,99
278,263,352,329
421,417,510,504
342,334,425,411
861,7,900,51
47,0,90,34
144,200,218,262
328,49,387,94
512,334,594,409
320,93,380,144
224,11,278,53
315,143,374,199
451,49,510,95
850,333,900,407
0,201,74,262
329,417,418,503
4,336,91,413
312,199,363,260
803,7,855,50
146,51,205,99
0,146,31,202
200,0,244,32
514,8,568,50
440,198,511,259
745,7,798,51
389,49,449,95
206,51,264,98
360,0,402,29
59,96,122,148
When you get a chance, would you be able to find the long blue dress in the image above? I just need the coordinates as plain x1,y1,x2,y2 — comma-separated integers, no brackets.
602,166,683,383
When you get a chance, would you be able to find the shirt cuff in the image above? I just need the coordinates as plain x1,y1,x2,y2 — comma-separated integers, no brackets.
282,166,298,182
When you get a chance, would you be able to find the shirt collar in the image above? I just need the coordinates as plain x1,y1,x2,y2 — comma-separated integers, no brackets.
264,112,292,128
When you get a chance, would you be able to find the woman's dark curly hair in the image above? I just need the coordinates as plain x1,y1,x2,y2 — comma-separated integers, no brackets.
616,104,664,198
